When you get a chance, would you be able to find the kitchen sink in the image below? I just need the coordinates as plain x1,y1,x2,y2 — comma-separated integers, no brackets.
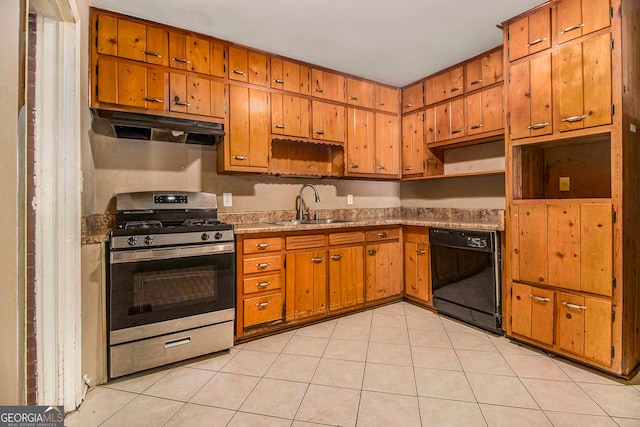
266,218,352,226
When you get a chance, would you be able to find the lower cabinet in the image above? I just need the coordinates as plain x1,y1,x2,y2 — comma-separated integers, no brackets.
285,249,328,321
365,228,403,302
328,231,365,312
511,282,554,346
403,226,431,305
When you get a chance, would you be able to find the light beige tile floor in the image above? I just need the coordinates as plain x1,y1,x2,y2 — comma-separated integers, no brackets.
65,302,640,426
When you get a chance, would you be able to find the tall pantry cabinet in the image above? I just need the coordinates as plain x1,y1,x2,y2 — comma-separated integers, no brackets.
503,0,640,377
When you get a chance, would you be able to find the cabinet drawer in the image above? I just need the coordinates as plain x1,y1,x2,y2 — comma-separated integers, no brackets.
243,237,283,254
243,255,282,274
244,293,283,327
365,228,400,242
285,234,326,250
243,274,283,295
329,231,365,246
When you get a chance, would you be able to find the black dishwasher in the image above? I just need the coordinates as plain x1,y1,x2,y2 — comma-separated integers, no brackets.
429,228,502,334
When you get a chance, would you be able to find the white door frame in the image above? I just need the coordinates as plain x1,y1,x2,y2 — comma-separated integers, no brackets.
33,0,83,410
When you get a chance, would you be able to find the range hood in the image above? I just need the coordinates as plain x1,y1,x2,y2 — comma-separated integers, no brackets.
91,110,225,145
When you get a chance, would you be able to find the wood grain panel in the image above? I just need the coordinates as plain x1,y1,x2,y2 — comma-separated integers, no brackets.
511,282,533,337
508,59,531,140
547,204,580,290
96,56,118,104
243,237,283,254
243,254,282,275
583,34,612,129
401,111,423,175
518,204,547,284
329,231,365,246
347,108,375,174
529,54,553,137
584,296,612,365
117,61,146,107
186,75,211,116
243,274,282,295
244,293,283,327
117,19,146,62
96,13,118,56
329,246,364,311
557,292,585,356
375,113,400,176
209,41,227,78
580,204,612,296
286,251,327,320
285,234,326,250
558,43,585,132
531,286,554,345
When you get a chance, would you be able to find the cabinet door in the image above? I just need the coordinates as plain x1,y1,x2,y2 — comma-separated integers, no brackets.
365,241,403,302
466,49,503,92
435,99,465,141
97,57,167,110
228,85,269,169
115,19,146,62
557,0,611,44
168,33,210,74
210,42,227,78
285,251,327,320
434,67,464,103
404,242,430,302
210,80,225,119
511,282,554,345
580,204,612,296
514,204,548,284
346,108,375,174
450,98,465,138
271,58,309,94
311,69,346,102
509,7,551,61
312,101,346,143
402,81,424,113
169,73,211,116
557,34,612,132
228,47,268,85
329,246,364,312
547,204,580,290
347,78,375,109
509,53,552,140
271,93,310,138
97,15,168,66
401,111,424,175
557,293,611,365
466,86,503,136
375,85,399,114
375,113,400,177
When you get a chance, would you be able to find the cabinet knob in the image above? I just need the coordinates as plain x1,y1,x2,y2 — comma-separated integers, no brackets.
367,249,378,255
378,232,388,237
256,243,270,249
233,156,248,160
469,79,483,86
256,262,271,269
404,166,413,171
349,96,358,101
314,88,324,93
330,254,343,261
273,124,286,129
405,103,413,108
349,164,359,169
256,281,271,288
416,250,426,255
376,165,386,170
172,96,191,107
314,130,325,135
469,124,483,130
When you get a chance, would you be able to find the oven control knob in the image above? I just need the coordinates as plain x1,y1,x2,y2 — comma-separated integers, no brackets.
201,232,210,241
214,232,223,240
144,235,154,245
127,236,138,246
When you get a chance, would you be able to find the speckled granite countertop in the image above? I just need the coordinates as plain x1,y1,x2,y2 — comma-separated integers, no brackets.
82,207,504,244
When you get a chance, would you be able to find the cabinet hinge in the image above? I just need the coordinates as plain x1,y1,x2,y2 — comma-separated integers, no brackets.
611,346,615,358
507,31,510,41
223,64,226,74
507,47,510,60
611,104,615,116
509,315,512,325
610,6,614,19
510,287,513,297
612,310,616,322
283,258,286,268
611,39,615,51
612,276,617,289
507,73,510,83
422,113,425,122
612,210,617,223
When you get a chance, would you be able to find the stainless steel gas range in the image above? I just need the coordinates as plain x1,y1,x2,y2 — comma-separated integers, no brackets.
108,191,235,378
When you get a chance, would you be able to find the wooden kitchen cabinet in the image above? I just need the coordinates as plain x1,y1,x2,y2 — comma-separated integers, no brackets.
556,34,612,133
96,56,167,111
401,111,424,176
228,46,268,86
271,93,310,139
169,72,224,118
403,227,431,305
375,85,400,114
328,231,365,312
209,41,228,78
511,282,555,346
374,113,400,177
96,13,169,66
228,85,269,170
312,101,346,143
435,98,465,141
556,0,611,44
465,48,503,92
347,78,375,109
556,292,612,365
285,234,328,321
508,6,551,62
508,53,553,140
401,81,423,113
434,66,464,103
271,58,310,94
465,85,503,136
168,32,210,75
311,69,346,103
346,108,375,174
365,228,403,302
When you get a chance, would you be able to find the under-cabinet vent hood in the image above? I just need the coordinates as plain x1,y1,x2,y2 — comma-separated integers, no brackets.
91,110,225,145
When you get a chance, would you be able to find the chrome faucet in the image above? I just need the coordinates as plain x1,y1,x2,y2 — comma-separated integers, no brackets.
298,184,320,220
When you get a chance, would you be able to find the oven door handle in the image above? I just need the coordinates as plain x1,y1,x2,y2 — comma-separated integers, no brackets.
110,243,235,263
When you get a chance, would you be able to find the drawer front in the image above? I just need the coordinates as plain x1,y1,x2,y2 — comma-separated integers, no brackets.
244,293,283,327
243,274,283,295
365,228,400,242
243,255,282,274
285,234,327,250
404,226,429,244
329,231,365,246
243,237,283,254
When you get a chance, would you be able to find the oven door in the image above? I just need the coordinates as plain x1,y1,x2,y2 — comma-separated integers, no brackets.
108,242,235,336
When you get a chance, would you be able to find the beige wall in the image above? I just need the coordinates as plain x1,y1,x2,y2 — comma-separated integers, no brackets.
0,0,23,405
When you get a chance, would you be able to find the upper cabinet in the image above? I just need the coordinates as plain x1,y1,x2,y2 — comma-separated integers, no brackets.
228,46,269,86
508,6,551,62
271,93,310,139
271,58,310,94
402,81,423,113
311,69,346,103
375,85,400,114
347,78,375,109
465,48,503,92
556,0,611,44
168,32,210,75
434,66,464,103
96,14,169,66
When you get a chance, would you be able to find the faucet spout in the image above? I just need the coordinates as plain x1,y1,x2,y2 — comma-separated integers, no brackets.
298,184,320,220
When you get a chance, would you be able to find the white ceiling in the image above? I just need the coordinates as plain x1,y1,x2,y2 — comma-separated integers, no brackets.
91,0,542,87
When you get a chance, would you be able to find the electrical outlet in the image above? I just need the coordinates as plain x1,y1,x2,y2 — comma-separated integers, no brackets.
223,193,232,207
559,177,570,192
347,194,353,205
